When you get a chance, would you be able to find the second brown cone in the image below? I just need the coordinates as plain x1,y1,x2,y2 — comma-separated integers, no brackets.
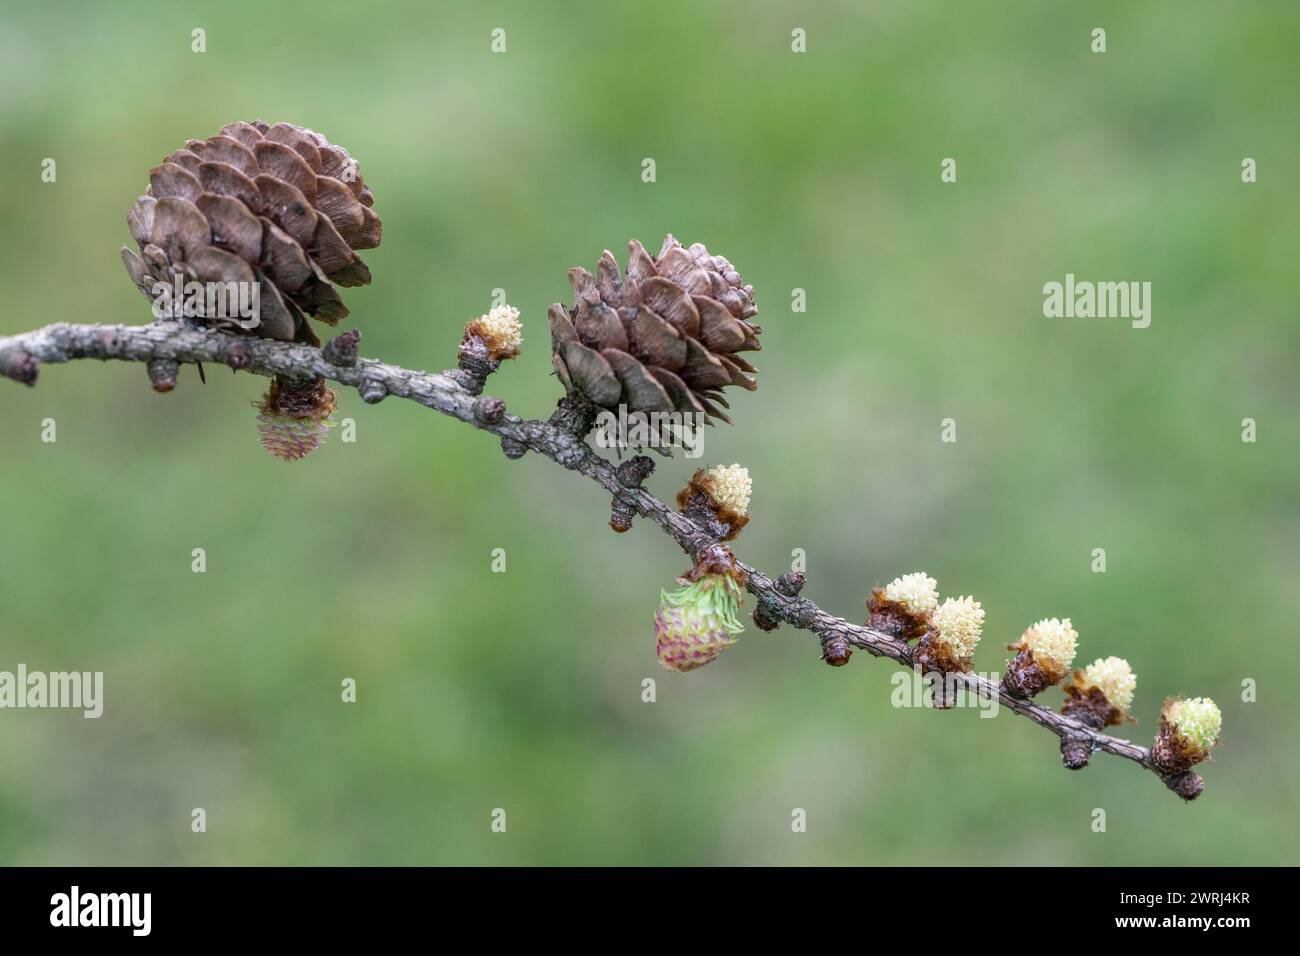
549,235,762,430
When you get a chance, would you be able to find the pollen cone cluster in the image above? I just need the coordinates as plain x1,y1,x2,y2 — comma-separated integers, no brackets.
1003,617,1078,698
866,571,939,640
464,306,523,362
121,120,381,346
1152,696,1222,773
677,463,752,540
864,572,981,708
1061,656,1136,729
914,595,985,678
549,235,761,437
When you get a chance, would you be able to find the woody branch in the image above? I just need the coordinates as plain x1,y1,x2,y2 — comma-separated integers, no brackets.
1,319,1204,800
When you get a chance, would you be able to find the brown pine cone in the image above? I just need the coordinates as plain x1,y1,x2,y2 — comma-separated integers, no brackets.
120,121,381,346
549,235,761,426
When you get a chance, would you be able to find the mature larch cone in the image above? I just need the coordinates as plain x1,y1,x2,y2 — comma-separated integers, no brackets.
120,121,382,460
120,120,381,346
549,235,761,431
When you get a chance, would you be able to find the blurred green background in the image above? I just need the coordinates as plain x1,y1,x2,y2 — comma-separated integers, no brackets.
1,0,1297,866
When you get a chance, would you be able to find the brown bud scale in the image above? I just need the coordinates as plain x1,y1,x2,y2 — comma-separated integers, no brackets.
677,470,749,541
685,543,746,588
865,589,932,641
1151,714,1207,774
910,630,971,710
1002,646,1058,699
1061,683,1126,729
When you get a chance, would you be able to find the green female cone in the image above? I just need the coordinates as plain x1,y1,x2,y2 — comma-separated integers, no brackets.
655,572,745,672
254,376,337,461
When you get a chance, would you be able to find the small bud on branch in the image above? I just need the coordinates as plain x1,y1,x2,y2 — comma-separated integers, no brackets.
473,395,506,425
146,358,180,392
821,634,852,666
322,329,362,367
